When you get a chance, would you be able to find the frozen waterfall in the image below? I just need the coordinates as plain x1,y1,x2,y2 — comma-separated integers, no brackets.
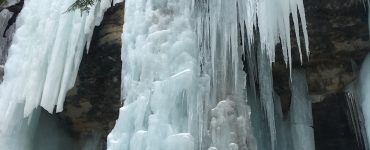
0,0,112,149
108,0,311,150
5,0,368,149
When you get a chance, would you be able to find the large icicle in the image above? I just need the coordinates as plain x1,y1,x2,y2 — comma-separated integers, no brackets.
0,0,111,117
289,70,315,150
0,0,112,149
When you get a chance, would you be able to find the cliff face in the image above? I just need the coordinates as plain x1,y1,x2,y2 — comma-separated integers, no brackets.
304,0,369,96
273,0,369,149
274,0,369,104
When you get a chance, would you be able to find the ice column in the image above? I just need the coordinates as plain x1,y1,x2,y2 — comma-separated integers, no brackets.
108,0,207,149
289,70,315,150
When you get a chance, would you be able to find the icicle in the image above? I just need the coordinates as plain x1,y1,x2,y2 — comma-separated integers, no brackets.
0,0,112,149
345,83,369,149
289,70,315,150
0,0,111,117
109,0,310,150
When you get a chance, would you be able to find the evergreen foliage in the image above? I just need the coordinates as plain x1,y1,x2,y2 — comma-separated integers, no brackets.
0,0,6,6
67,0,100,12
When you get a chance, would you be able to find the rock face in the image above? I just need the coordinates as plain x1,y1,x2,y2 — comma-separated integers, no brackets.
274,0,369,110
60,2,124,148
272,0,370,149
304,0,369,96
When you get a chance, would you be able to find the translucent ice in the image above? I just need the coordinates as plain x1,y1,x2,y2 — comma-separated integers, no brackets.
0,0,111,149
358,53,370,146
0,0,111,117
109,0,309,150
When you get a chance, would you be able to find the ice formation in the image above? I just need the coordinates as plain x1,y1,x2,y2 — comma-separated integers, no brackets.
0,0,317,149
273,70,315,150
108,0,310,150
0,0,111,116
0,0,113,149
356,53,370,147
345,83,369,149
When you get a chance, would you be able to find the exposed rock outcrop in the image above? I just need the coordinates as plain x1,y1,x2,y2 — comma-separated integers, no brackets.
60,2,124,148
273,0,369,110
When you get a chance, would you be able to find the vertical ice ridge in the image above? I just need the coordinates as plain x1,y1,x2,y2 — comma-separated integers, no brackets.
108,1,207,149
289,70,315,150
0,0,111,117
345,83,369,149
358,53,370,147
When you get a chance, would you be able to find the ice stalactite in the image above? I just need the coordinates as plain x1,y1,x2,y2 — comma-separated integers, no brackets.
0,0,111,116
289,70,315,150
109,0,310,150
270,70,315,150
194,0,310,149
0,0,112,149
345,83,369,149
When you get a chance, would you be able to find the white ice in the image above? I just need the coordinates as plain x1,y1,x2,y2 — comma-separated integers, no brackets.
0,0,111,149
109,0,310,150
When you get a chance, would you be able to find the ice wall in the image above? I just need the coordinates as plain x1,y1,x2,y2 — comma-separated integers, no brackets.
108,0,209,149
109,0,310,150
0,0,111,116
0,0,112,149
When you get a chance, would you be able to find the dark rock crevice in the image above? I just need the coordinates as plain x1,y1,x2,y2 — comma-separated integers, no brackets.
60,2,124,148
